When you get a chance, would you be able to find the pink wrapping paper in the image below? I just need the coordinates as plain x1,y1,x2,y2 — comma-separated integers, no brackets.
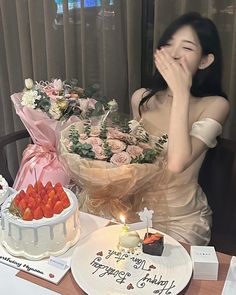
11,93,71,189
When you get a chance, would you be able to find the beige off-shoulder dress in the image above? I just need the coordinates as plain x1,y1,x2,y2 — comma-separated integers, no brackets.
140,117,222,246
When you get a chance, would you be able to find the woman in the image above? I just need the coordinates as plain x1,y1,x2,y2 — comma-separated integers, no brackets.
132,12,230,245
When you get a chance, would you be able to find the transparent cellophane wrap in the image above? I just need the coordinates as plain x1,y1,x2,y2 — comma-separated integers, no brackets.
59,120,165,222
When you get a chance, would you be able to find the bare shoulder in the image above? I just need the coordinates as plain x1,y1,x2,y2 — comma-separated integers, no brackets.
131,88,149,119
197,95,230,125
131,88,149,106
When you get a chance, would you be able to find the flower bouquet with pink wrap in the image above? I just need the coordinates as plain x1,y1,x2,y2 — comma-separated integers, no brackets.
59,112,167,221
12,78,107,190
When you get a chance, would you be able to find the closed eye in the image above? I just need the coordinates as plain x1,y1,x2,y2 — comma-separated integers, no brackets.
183,47,194,51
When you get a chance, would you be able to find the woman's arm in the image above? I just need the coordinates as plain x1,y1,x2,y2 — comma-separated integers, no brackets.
168,95,229,173
155,48,230,173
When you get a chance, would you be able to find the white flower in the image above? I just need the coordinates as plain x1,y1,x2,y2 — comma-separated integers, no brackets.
53,79,63,91
128,119,140,134
21,90,39,108
25,78,34,90
107,99,118,111
49,101,62,120
129,121,149,141
79,98,89,114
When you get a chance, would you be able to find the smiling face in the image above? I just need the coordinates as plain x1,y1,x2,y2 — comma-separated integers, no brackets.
163,25,204,75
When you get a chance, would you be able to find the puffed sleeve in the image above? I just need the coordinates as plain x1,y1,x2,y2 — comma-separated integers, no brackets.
190,118,222,148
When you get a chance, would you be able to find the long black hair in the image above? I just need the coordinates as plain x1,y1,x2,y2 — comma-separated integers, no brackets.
139,12,227,115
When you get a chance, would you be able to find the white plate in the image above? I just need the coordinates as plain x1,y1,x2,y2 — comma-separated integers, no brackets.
71,225,192,295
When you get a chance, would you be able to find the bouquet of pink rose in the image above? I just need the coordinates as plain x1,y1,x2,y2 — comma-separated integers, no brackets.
59,113,167,221
12,78,111,190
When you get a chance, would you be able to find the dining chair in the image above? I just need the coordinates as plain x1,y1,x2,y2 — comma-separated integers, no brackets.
199,137,236,255
0,129,30,187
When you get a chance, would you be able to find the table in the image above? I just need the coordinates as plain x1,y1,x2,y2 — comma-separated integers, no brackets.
16,235,233,295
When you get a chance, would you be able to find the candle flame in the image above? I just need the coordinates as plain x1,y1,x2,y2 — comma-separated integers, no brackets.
120,214,126,224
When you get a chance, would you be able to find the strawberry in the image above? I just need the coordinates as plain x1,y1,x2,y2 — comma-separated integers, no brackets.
45,181,53,192
23,208,33,221
54,182,63,193
14,194,22,206
53,201,64,214
58,191,67,201
47,198,54,209
62,196,70,209
34,180,44,192
42,204,53,218
24,192,30,201
28,197,36,210
19,190,26,199
26,184,35,194
55,187,63,196
48,189,56,199
52,194,59,205
35,196,42,207
42,193,49,204
18,199,27,213
29,191,37,199
33,207,44,220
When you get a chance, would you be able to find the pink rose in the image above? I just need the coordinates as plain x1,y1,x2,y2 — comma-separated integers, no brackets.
107,139,126,153
107,128,126,140
126,145,143,159
86,136,103,146
92,145,107,160
110,152,131,166
90,126,101,137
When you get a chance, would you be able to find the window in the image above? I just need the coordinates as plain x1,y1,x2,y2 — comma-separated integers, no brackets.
55,0,114,14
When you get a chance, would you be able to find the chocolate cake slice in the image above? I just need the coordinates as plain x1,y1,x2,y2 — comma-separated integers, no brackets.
142,232,164,256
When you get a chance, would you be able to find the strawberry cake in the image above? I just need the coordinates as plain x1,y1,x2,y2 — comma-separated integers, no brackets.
0,181,80,260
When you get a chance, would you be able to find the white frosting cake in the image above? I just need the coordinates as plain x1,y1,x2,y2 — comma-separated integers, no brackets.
0,175,9,205
1,188,80,260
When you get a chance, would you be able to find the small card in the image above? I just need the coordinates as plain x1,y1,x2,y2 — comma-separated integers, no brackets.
48,256,68,270
137,207,153,228
191,246,219,280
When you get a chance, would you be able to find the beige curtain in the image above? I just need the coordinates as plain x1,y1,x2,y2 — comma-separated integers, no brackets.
0,0,142,177
0,0,236,178
152,0,236,140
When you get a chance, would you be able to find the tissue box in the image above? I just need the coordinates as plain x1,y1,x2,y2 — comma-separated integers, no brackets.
190,246,219,280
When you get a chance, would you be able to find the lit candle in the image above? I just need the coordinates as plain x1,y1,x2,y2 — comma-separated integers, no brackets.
118,214,140,249
120,214,129,232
